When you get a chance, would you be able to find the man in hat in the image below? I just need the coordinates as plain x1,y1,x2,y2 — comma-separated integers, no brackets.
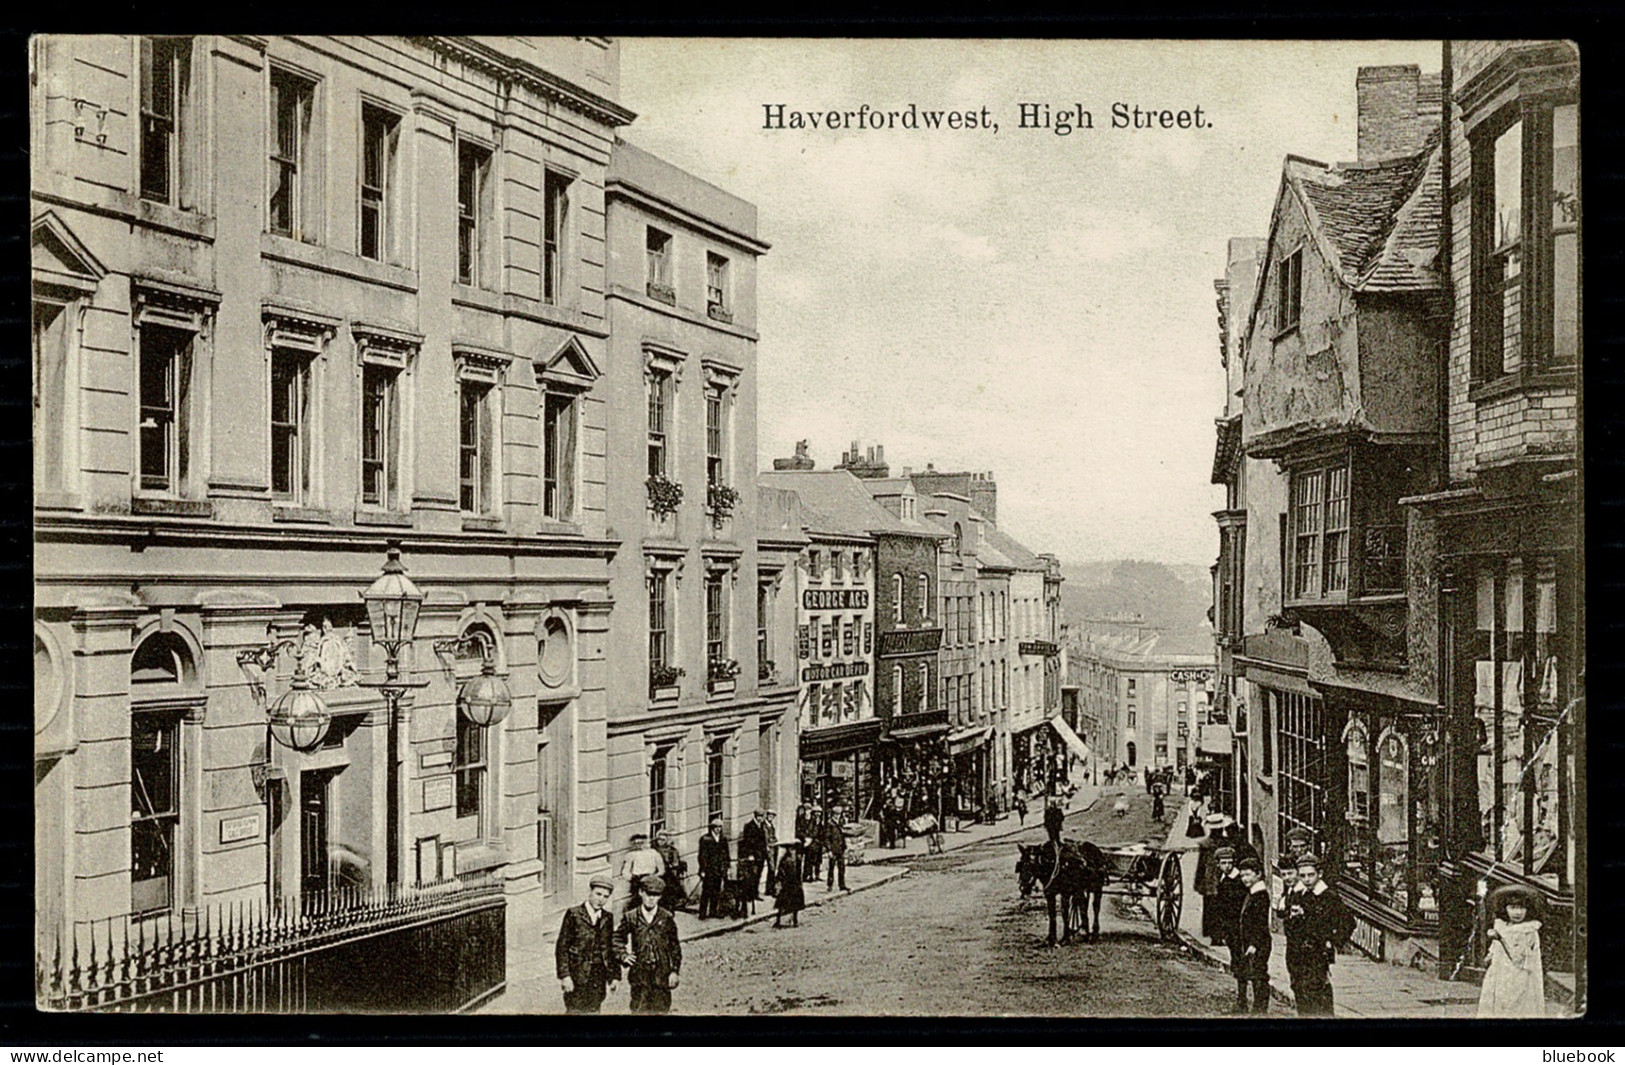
802,806,824,882
618,832,665,907
697,817,731,919
616,874,681,1014
739,809,771,904
555,873,619,1013
1281,852,1355,1016
1194,815,1235,942
1232,857,1273,1013
821,804,849,892
761,810,780,896
652,828,687,913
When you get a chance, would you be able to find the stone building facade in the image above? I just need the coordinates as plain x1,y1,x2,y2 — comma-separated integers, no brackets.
600,139,782,905
32,35,637,947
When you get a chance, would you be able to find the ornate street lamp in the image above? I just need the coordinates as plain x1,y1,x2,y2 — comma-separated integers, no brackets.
237,640,331,752
432,631,514,727
268,663,331,752
359,540,426,888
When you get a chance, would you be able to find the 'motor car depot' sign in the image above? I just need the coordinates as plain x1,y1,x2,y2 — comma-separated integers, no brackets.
804,589,870,611
1019,641,1059,657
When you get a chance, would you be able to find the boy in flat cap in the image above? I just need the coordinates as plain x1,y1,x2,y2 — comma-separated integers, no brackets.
556,873,618,1013
619,832,665,907
1232,857,1273,1013
1281,851,1354,1016
616,874,681,1014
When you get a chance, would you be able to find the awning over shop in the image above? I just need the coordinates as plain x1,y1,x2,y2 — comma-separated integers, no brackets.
947,725,992,755
1048,714,1090,764
888,723,950,742
799,718,884,760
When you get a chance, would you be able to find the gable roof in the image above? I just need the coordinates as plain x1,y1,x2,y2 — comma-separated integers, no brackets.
1290,129,1442,293
1244,132,1442,344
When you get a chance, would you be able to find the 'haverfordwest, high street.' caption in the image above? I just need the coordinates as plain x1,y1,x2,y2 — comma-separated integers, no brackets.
761,101,1212,134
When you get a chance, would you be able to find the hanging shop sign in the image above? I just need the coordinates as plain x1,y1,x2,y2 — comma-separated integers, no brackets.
879,628,943,657
1019,640,1060,657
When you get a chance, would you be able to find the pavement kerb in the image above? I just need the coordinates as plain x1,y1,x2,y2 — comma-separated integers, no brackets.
678,865,912,943
1164,918,1298,1011
864,790,1104,867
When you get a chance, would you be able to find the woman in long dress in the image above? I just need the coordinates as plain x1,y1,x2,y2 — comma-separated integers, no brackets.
1478,888,1546,1018
773,842,805,928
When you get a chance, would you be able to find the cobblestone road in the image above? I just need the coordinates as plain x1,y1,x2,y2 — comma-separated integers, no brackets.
674,790,1249,1016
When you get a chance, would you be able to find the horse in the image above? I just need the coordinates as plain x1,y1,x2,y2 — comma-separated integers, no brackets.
1016,838,1109,945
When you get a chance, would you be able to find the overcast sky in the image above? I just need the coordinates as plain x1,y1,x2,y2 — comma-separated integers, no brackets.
618,39,1442,567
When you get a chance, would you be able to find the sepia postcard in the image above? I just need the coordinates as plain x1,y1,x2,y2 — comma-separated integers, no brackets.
29,36,1584,1021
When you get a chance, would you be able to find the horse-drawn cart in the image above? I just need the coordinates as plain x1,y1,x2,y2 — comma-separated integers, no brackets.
1099,844,1184,941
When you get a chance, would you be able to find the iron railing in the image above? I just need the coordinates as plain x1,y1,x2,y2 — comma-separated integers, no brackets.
37,873,505,1013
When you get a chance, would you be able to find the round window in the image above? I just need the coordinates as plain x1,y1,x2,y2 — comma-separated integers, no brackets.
538,617,573,689
35,633,62,732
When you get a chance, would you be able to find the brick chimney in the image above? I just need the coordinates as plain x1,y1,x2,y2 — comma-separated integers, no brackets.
772,439,815,471
1356,65,1441,162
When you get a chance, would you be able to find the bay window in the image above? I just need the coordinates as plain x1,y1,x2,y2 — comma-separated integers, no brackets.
1471,97,1580,383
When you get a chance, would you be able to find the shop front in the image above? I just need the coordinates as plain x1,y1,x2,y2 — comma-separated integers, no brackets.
879,709,951,825
1013,723,1059,797
1325,686,1446,961
799,718,883,820
948,725,994,822
1437,539,1581,989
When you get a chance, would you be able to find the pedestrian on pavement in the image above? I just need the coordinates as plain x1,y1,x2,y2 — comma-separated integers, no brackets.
1014,790,1029,826
740,809,771,904
618,832,665,906
697,817,730,919
1274,857,1303,922
652,829,687,912
615,875,681,1014
1477,885,1547,1018
1194,817,1235,942
1281,852,1354,1017
555,873,619,1014
1210,846,1245,949
803,806,824,882
773,841,805,928
1151,783,1166,823
761,810,779,897
1232,857,1272,1013
822,804,849,891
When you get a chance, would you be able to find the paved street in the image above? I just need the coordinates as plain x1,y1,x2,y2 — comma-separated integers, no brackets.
670,791,1238,1016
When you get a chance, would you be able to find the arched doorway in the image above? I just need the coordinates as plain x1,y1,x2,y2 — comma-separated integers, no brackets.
1126,741,1137,767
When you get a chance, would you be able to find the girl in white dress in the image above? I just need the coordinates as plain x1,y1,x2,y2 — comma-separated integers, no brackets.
1477,889,1546,1018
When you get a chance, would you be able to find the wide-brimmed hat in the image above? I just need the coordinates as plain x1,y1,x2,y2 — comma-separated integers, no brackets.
1203,813,1234,830
1486,883,1544,921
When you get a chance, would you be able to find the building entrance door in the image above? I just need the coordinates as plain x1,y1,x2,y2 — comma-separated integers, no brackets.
300,769,334,899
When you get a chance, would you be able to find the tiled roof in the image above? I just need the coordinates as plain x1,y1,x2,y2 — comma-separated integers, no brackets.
758,470,936,539
982,523,1047,571
1289,130,1442,293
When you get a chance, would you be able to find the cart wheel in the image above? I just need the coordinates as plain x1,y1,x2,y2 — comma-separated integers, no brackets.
1156,851,1183,942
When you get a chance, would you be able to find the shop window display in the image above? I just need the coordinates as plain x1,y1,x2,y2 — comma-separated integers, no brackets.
1471,557,1572,892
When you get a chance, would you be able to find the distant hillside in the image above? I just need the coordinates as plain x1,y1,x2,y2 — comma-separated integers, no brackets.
1059,559,1213,656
